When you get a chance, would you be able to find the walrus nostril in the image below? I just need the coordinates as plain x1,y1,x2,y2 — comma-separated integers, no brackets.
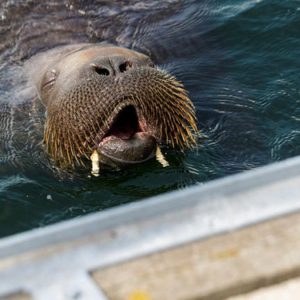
93,65,110,76
119,61,132,73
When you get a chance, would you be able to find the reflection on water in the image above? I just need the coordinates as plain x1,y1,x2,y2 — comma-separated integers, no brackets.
1,0,300,237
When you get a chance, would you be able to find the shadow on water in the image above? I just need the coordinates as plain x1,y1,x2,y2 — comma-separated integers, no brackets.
1,0,300,236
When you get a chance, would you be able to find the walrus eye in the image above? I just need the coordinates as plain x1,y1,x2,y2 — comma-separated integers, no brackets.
42,69,57,91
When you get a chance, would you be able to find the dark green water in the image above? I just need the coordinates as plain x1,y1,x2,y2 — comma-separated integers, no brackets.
1,0,300,237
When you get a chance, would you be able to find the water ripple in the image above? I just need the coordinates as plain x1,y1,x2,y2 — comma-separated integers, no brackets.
0,0,300,236
0,175,34,194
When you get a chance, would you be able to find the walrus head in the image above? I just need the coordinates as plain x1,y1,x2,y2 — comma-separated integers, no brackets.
26,43,197,170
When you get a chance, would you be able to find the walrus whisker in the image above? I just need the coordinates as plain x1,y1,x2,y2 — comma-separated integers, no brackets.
147,80,196,147
65,133,73,165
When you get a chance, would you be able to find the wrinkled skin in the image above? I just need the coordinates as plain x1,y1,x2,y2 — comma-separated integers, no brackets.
26,43,197,170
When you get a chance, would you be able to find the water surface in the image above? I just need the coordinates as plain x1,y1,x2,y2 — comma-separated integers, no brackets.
1,0,300,237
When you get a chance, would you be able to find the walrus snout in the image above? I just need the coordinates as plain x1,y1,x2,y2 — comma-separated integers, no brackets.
26,43,198,170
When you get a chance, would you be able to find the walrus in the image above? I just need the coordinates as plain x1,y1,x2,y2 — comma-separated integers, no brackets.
25,43,197,174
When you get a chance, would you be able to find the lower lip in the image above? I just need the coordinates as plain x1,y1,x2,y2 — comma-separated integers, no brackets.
98,147,156,165
97,132,157,165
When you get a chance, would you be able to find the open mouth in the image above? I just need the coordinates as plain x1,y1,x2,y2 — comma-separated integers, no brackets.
104,106,141,141
97,105,157,164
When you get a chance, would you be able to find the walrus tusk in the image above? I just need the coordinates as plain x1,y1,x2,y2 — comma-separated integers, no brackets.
156,146,169,167
90,150,100,176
